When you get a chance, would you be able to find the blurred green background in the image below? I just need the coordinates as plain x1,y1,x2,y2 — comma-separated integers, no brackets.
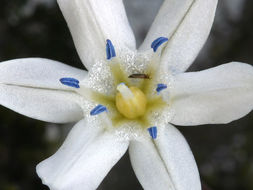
0,0,253,190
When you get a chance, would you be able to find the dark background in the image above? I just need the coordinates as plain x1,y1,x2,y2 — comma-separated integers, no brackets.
0,0,253,189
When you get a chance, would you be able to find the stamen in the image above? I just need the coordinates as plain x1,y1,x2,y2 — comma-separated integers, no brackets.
151,37,168,52
116,83,134,99
90,104,107,116
60,78,80,88
148,126,157,139
156,83,167,94
106,39,116,60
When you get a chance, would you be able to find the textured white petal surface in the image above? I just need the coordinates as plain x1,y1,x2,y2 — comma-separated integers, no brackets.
170,62,253,126
139,0,218,73
0,84,83,123
0,58,87,90
129,124,200,190
37,119,129,190
57,0,136,70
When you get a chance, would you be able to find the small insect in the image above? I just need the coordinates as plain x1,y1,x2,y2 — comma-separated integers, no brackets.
128,73,150,79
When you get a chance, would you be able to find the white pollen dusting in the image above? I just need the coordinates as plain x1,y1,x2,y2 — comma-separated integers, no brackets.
113,124,145,141
79,99,96,118
87,60,115,95
119,49,150,75
148,106,172,127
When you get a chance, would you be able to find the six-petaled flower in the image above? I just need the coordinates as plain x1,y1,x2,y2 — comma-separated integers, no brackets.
0,0,252,190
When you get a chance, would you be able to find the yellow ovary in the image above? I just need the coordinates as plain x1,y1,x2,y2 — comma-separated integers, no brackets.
116,86,147,119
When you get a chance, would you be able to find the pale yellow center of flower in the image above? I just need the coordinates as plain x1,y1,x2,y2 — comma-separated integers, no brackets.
116,83,147,119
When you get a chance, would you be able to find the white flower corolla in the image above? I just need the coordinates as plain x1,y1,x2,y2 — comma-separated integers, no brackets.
0,0,252,190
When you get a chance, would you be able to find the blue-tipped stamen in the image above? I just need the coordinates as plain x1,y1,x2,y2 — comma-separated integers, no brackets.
151,37,168,52
156,83,167,94
106,39,116,60
90,104,108,116
148,126,157,139
60,78,80,88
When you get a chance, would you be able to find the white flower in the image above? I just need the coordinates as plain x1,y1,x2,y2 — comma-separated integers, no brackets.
0,0,252,190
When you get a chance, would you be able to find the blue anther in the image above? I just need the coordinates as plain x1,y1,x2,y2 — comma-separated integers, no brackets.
148,126,157,139
90,104,107,116
151,37,168,52
156,83,167,94
60,78,80,88
106,39,116,60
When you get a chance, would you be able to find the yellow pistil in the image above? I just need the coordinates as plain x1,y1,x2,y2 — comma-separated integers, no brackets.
116,83,147,119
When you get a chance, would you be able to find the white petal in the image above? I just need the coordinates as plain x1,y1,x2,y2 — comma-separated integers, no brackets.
0,58,87,90
37,119,129,190
57,0,136,70
0,84,83,123
129,124,200,190
139,0,218,73
169,62,253,126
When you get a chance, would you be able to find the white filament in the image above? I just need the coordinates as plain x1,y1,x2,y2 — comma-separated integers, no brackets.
116,83,134,99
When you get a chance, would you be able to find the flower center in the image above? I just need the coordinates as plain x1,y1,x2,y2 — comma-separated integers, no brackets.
59,37,170,139
116,83,147,119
